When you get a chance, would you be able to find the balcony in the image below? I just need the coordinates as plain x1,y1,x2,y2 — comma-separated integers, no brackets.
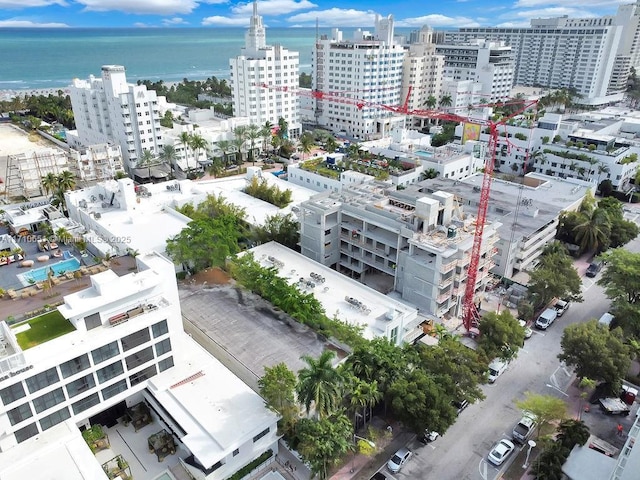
440,260,457,273
107,302,160,327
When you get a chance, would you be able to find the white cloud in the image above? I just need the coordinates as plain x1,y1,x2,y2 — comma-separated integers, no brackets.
515,0,626,7
201,15,250,26
494,20,532,28
133,21,149,27
287,8,377,26
0,0,67,7
162,16,188,25
396,14,480,28
0,18,68,26
509,7,595,19
232,0,317,16
77,0,198,15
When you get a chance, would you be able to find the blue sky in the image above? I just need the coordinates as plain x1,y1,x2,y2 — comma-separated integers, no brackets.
0,0,632,29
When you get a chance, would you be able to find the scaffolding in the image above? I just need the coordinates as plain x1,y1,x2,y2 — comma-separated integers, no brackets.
4,148,69,200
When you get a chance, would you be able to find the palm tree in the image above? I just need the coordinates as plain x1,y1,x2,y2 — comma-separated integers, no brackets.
325,136,338,154
260,121,274,154
296,350,342,419
424,95,437,109
41,172,58,197
232,125,248,166
573,208,611,253
137,149,156,184
57,170,76,192
596,162,610,185
439,94,453,109
159,145,178,180
245,124,262,165
189,133,208,170
299,132,315,161
178,131,192,171
557,419,590,450
215,140,233,166
54,227,72,245
277,117,289,140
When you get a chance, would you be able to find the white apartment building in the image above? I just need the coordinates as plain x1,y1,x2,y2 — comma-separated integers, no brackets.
313,15,406,140
69,65,163,172
299,181,501,317
229,0,301,138
441,79,483,115
444,13,627,105
402,25,444,129
68,143,125,184
436,40,514,103
0,253,279,480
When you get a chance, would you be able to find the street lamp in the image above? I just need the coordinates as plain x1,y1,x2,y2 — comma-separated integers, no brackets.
350,435,376,473
522,439,536,469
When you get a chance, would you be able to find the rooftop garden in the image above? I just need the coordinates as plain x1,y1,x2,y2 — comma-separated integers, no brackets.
243,176,292,208
13,310,75,350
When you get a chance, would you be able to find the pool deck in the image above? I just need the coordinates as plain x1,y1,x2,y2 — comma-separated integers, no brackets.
17,255,82,286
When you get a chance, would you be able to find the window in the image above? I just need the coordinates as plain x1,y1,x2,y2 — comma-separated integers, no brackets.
33,388,66,414
8,403,33,426
72,393,100,414
389,326,399,345
121,328,151,352
253,427,270,443
125,347,154,370
60,354,91,378
26,368,59,394
96,361,124,384
102,379,128,400
155,339,171,357
40,407,70,431
1,382,26,406
158,356,174,372
66,374,96,398
233,448,240,457
84,312,102,330
91,341,120,365
129,365,157,386
152,320,168,338
15,423,38,443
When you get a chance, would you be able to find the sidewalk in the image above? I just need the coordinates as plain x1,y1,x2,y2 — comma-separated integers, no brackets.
331,421,414,480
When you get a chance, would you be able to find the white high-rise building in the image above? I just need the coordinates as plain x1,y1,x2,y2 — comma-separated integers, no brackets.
229,0,300,138
402,26,445,129
444,9,635,105
313,15,406,140
436,39,514,103
69,65,163,172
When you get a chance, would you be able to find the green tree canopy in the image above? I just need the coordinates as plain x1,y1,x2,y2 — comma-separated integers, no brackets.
251,213,299,250
598,249,640,305
528,249,583,308
258,362,298,436
558,319,630,391
478,310,526,361
515,392,567,440
296,350,343,419
557,419,590,451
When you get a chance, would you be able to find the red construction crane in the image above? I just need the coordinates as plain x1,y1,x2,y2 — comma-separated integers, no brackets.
257,83,537,332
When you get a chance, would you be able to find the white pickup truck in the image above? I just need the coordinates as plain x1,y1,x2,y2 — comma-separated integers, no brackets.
599,397,631,416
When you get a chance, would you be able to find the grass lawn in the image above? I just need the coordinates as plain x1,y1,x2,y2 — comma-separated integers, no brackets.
14,310,75,350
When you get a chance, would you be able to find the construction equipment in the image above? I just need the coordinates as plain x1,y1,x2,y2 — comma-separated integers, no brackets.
257,83,537,332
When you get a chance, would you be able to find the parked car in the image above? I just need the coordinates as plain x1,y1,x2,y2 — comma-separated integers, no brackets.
535,308,558,330
370,473,388,480
419,429,440,444
518,320,533,339
488,439,516,466
488,358,509,383
586,260,603,277
387,447,412,473
452,399,470,415
512,413,537,444
554,299,570,317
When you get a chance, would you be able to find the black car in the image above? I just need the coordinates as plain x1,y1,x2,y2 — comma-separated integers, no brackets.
370,472,388,480
586,260,603,277
453,399,470,415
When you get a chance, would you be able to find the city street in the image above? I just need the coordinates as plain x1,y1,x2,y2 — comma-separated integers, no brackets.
374,258,618,480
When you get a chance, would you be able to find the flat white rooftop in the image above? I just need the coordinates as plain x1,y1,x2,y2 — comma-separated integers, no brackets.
0,420,107,480
247,242,417,341
147,333,279,469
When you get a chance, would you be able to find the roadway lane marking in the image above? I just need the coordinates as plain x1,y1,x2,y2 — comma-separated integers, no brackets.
478,458,489,480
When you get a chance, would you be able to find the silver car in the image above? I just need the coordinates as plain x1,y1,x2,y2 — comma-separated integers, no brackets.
387,447,412,473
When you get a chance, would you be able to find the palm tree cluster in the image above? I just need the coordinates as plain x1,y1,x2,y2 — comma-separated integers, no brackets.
0,92,75,129
136,77,232,109
41,170,76,211
531,419,589,480
537,88,582,111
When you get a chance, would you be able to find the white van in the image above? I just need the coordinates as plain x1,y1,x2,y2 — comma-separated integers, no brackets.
488,358,509,383
598,312,614,328
535,308,558,330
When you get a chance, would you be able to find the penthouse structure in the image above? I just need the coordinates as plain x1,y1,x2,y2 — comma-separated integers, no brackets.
299,181,501,317
0,253,279,480
313,15,406,139
68,65,162,172
229,0,301,138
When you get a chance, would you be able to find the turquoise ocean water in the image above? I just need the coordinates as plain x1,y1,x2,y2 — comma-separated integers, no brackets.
0,27,330,90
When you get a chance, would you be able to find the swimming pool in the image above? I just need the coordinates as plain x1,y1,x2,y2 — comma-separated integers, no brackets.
19,256,81,286
415,150,433,158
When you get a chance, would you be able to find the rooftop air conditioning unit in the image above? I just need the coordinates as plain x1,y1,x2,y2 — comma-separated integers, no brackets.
94,212,101,219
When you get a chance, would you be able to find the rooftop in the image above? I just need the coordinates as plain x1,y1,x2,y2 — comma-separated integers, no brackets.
13,310,75,350
417,173,593,241
247,242,418,341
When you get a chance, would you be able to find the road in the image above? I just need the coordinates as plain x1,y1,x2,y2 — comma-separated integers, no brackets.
375,231,640,480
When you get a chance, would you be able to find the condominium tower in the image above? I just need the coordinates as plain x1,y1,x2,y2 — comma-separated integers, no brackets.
229,0,301,138
313,15,406,140
69,65,163,172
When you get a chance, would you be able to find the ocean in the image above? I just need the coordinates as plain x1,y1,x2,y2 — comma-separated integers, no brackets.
0,27,329,91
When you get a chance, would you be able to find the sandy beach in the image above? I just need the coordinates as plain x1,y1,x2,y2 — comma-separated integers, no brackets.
0,87,73,101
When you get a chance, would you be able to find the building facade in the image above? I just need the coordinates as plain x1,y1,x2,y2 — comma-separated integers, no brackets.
69,65,163,172
229,0,301,138
436,39,514,103
313,15,406,139
68,143,125,184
